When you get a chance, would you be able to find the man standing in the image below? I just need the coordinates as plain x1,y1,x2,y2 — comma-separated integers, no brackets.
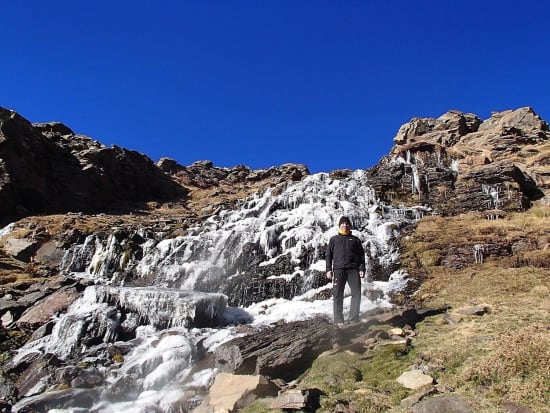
326,216,366,325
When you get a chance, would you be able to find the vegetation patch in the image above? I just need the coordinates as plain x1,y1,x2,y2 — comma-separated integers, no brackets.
466,323,550,408
404,205,550,412
296,343,413,412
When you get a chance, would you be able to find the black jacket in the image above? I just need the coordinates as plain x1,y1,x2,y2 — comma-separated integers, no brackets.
326,232,366,272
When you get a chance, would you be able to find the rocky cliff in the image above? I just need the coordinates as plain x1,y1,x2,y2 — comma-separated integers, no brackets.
0,107,187,227
368,107,549,215
2,106,548,228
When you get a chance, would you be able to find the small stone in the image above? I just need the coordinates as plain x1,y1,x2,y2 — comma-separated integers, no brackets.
400,386,436,409
411,395,473,413
502,400,535,413
396,370,434,389
389,327,404,336
455,304,491,316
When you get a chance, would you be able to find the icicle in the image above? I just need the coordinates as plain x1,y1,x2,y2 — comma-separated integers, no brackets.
411,164,421,194
473,244,486,264
482,184,502,209
451,158,459,174
0,223,15,238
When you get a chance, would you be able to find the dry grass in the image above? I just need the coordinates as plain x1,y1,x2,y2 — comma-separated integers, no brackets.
405,205,550,411
466,324,550,405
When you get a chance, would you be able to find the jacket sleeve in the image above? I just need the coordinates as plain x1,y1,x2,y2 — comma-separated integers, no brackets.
325,238,333,272
358,238,366,272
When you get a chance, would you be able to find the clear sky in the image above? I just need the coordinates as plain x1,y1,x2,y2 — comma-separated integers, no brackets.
2,1,549,173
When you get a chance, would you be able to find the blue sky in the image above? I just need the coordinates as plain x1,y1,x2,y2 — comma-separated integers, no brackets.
3,1,549,173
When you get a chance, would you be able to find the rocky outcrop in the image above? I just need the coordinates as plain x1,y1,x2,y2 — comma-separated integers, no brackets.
213,308,445,381
0,107,186,226
367,107,549,215
214,317,336,381
157,159,309,189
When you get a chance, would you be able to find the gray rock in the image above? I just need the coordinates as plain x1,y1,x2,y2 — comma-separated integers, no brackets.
34,240,66,266
455,304,491,316
270,389,308,410
16,286,81,330
2,238,39,262
502,400,535,413
412,395,473,413
214,317,336,381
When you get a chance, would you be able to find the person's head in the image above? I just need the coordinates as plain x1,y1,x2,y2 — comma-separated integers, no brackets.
338,216,352,234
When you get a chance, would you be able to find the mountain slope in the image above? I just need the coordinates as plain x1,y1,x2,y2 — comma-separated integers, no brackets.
0,106,548,413
0,107,186,226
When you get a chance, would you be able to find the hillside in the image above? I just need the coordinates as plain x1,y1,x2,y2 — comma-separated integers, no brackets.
283,206,548,413
0,106,548,413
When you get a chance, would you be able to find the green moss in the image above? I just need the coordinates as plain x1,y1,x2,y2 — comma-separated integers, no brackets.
299,351,364,394
319,389,393,413
357,344,413,402
297,342,415,410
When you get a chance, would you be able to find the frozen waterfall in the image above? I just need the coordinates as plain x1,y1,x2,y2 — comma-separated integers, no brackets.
12,170,430,413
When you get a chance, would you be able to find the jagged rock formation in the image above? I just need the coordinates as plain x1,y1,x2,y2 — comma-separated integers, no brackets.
0,107,187,226
157,158,311,223
368,107,549,215
157,158,308,188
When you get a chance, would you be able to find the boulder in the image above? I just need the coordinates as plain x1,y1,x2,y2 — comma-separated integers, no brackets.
214,317,337,381
270,388,322,410
195,373,279,413
270,389,308,410
16,286,81,330
411,395,473,413
2,238,38,262
34,241,66,267
396,370,434,389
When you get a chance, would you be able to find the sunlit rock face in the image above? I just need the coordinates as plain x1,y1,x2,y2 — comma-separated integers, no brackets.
368,107,549,214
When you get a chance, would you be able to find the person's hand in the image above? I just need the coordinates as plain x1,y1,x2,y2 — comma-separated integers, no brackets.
359,271,365,278
326,271,333,280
